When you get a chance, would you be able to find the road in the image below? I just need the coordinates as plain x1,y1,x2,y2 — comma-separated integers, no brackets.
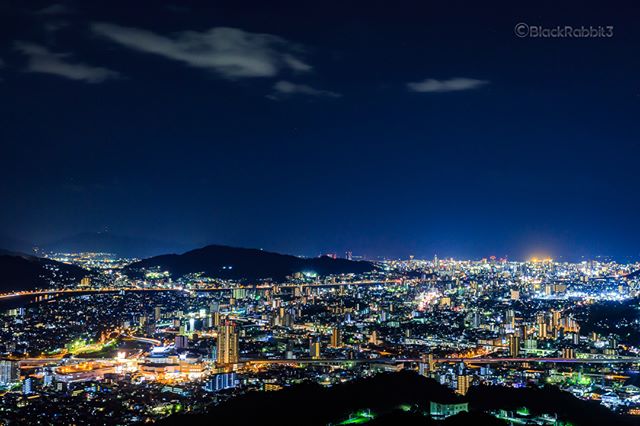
242,356,640,365
0,279,402,300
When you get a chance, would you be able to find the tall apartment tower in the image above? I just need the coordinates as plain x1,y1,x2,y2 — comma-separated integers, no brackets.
330,327,343,348
508,334,520,357
309,338,321,359
217,322,239,365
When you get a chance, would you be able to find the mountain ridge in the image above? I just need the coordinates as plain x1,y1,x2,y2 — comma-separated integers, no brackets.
125,244,376,282
0,249,90,292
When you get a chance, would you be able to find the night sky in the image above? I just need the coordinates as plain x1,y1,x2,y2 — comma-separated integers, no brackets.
1,1,639,260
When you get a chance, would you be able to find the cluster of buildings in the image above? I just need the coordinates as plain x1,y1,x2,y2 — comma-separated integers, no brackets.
0,254,639,423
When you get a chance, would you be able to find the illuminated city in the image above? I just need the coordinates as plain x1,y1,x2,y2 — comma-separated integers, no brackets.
2,1,640,425
1,252,639,424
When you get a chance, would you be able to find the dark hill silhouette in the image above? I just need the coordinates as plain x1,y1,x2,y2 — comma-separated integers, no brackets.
125,244,376,282
157,371,634,426
467,383,638,425
0,250,89,292
159,371,461,426
0,234,33,254
367,410,506,425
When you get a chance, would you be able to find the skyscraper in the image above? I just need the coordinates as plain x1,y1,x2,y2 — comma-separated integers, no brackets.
330,327,343,348
0,360,19,385
536,313,548,338
509,334,520,357
22,377,33,395
456,374,472,395
505,309,516,330
217,322,239,365
309,338,321,359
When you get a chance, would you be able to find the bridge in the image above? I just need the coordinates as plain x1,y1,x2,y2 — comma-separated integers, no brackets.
15,355,640,370
0,279,402,300
242,356,640,366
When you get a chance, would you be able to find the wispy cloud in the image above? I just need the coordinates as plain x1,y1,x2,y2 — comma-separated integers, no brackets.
35,3,74,16
270,80,341,99
14,42,120,83
407,77,489,93
91,23,311,79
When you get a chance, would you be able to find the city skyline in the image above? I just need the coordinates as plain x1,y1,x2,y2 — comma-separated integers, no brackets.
1,2,640,424
2,1,640,259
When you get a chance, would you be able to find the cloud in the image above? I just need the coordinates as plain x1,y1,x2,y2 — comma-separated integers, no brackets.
91,23,311,79
35,3,74,15
407,77,489,93
14,42,120,83
44,21,70,33
270,81,341,99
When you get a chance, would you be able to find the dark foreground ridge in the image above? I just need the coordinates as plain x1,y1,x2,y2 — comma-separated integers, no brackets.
125,244,376,282
0,249,88,292
158,371,636,426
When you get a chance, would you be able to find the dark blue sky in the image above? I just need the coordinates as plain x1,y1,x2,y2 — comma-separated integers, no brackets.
1,1,639,260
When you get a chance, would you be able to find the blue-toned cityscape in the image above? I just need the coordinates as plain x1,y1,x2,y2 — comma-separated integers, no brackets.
1,249,640,424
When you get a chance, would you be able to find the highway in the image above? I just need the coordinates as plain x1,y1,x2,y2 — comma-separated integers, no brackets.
16,354,640,369
0,279,402,300
242,356,640,365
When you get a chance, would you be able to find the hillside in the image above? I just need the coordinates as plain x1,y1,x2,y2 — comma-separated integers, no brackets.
158,371,633,426
125,244,376,281
0,250,89,292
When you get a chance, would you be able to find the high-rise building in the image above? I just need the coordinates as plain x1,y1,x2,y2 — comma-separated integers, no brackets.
536,313,548,338
505,309,516,330
456,374,472,395
232,288,247,300
217,322,239,365
204,372,237,392
330,328,342,348
309,339,321,359
471,311,482,328
154,306,162,322
419,353,436,377
508,334,520,357
43,371,53,387
175,335,189,350
551,309,561,331
22,377,33,395
0,360,19,385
